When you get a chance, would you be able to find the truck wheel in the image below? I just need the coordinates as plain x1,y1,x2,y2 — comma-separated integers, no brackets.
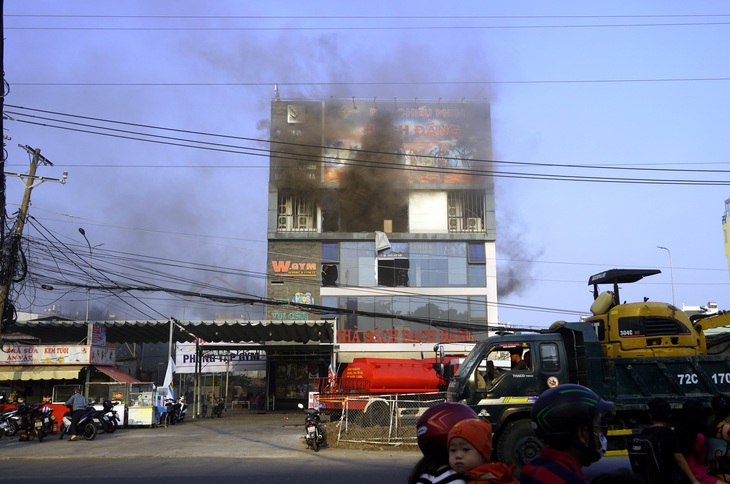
363,402,390,427
495,419,542,470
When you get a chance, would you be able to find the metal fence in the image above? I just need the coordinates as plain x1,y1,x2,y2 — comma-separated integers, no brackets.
335,392,446,446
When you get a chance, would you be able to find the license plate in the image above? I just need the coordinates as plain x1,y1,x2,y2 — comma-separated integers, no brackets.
43,418,49,423
93,418,100,423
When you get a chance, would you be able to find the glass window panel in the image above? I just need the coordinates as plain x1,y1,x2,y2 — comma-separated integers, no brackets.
468,243,486,264
469,296,487,321
358,257,376,286
467,265,486,287
448,256,467,285
540,343,561,372
321,296,339,320
322,242,339,263
358,297,375,332
448,297,469,322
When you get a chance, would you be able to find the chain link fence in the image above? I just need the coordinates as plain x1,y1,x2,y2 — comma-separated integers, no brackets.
333,392,446,446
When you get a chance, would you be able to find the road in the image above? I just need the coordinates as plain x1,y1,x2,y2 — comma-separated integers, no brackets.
0,408,632,483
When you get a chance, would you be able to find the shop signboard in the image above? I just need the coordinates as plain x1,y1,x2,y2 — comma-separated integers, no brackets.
175,343,265,374
0,344,115,365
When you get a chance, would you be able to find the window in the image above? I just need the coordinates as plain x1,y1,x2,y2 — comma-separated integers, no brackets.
468,243,486,264
277,193,317,232
321,243,339,286
447,191,486,232
539,343,561,372
377,258,409,287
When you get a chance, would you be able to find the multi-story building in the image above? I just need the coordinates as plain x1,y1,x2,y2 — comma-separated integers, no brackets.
266,99,497,406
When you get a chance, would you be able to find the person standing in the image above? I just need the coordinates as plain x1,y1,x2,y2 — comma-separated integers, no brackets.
64,387,88,442
675,400,723,484
519,384,613,484
639,398,699,484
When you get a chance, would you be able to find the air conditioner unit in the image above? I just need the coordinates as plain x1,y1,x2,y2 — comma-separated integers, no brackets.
466,217,483,231
278,198,292,215
297,215,313,229
448,205,462,217
277,216,291,231
448,218,460,231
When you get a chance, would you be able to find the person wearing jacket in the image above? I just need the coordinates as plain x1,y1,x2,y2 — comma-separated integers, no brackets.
65,388,88,441
519,384,613,484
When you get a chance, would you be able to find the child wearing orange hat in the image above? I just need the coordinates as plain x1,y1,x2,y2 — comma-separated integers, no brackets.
448,418,519,483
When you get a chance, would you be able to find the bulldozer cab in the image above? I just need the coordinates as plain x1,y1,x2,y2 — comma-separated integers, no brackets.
586,269,705,357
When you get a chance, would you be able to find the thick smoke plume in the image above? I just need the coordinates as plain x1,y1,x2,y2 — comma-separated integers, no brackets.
338,109,408,232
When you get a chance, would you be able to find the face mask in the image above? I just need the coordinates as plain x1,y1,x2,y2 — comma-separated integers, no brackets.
577,430,604,466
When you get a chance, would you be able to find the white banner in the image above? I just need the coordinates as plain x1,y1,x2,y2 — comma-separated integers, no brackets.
175,343,266,374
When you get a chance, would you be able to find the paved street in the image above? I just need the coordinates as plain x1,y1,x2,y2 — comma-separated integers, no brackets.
0,408,407,460
0,407,631,483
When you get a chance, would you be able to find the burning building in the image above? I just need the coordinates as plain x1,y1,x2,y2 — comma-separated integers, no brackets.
266,98,496,405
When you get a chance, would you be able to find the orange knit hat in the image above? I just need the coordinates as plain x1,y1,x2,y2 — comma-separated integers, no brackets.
448,418,493,462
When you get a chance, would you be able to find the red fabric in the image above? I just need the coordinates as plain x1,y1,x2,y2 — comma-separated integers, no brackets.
463,462,519,483
519,446,587,484
687,433,718,484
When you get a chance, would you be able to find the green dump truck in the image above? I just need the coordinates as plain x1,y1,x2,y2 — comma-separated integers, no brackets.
446,269,730,467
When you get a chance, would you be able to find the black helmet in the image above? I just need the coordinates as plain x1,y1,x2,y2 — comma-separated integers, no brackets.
416,402,477,455
531,384,612,445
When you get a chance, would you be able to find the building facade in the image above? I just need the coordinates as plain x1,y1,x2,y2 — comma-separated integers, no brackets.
266,99,497,403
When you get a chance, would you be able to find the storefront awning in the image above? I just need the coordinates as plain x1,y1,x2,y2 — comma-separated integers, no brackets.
94,366,141,383
0,365,84,381
11,319,335,345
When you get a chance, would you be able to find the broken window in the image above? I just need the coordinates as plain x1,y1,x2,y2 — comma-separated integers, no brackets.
377,257,409,287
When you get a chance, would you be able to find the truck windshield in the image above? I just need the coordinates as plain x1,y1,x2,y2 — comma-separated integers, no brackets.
454,341,488,378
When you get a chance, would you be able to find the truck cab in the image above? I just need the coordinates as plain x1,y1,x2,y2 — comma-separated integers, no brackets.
446,322,607,465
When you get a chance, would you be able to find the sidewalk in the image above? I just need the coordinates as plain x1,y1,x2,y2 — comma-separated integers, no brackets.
0,408,348,460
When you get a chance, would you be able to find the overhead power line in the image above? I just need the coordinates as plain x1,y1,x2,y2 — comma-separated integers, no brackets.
11,77,730,87
5,104,730,186
7,21,730,31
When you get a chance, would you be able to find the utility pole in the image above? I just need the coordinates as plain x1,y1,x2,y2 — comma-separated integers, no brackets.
1,0,6,251
0,145,67,334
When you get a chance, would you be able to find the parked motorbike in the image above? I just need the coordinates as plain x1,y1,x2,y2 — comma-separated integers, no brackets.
211,398,225,418
59,405,98,440
0,404,22,437
92,400,121,434
28,405,55,442
177,397,188,422
15,403,55,442
101,400,121,433
159,397,187,426
297,403,326,452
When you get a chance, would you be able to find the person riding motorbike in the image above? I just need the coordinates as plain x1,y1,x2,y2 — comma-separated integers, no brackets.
65,388,88,442
519,384,614,484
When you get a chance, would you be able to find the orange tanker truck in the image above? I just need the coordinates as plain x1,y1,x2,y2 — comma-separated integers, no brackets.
313,355,462,425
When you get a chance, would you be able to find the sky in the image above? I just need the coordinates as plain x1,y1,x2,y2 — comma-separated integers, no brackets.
3,1,730,329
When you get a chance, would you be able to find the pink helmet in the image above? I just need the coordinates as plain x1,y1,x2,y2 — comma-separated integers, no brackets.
416,402,478,455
